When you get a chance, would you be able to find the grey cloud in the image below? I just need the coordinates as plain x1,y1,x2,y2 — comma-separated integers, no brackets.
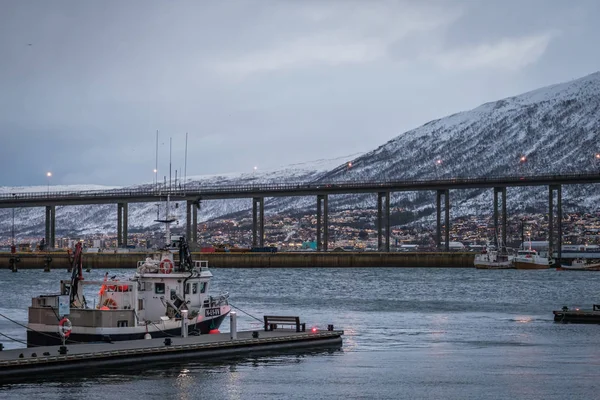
1,0,599,187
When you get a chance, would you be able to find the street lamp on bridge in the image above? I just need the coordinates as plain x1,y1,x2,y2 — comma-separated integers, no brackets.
46,172,52,193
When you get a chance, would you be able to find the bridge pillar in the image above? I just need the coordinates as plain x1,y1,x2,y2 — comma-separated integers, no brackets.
317,196,322,251
117,203,122,247
316,195,329,251
117,202,128,247
192,201,198,245
436,190,450,251
493,187,507,248
436,191,441,249
186,200,192,244
549,185,562,260
444,190,450,252
252,197,264,248
45,205,56,249
377,192,390,252
323,195,329,251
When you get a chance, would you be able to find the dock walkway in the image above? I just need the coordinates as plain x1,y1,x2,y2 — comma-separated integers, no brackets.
0,329,343,383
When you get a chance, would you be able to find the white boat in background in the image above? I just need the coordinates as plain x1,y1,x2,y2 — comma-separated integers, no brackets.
513,249,553,269
474,246,514,269
557,258,600,271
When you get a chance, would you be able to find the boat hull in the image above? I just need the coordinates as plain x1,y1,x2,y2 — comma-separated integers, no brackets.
513,261,550,270
27,313,229,347
474,261,514,269
557,263,600,271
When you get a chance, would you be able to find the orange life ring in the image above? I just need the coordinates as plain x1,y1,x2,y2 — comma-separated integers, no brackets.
102,298,118,310
160,259,173,274
59,317,72,338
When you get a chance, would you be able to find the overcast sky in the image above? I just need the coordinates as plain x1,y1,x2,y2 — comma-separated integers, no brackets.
1,0,599,187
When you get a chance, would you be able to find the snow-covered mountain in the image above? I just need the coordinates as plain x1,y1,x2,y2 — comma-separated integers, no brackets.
2,71,600,239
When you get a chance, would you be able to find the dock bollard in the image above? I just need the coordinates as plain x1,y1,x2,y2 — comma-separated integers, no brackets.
181,310,188,338
230,311,237,340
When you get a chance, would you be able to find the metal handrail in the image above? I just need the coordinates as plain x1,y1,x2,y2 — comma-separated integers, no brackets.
1,172,599,201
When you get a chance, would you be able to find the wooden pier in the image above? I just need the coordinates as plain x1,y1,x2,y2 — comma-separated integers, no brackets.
0,328,343,383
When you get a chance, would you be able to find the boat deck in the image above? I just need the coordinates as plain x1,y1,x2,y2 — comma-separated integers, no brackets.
0,328,343,383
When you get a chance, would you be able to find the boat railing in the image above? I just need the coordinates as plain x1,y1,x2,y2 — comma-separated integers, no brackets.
209,292,229,307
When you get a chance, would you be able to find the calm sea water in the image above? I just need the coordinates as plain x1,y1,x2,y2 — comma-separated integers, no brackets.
1,267,599,399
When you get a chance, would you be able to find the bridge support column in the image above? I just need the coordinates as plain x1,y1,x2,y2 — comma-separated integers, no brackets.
117,202,128,248
317,196,321,251
186,200,192,243
493,187,507,248
377,192,390,252
192,201,198,245
436,190,450,251
252,197,264,248
45,205,55,249
436,191,441,249
549,185,562,261
444,190,450,252
316,195,329,251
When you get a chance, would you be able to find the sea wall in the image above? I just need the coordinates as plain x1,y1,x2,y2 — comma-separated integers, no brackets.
0,251,474,269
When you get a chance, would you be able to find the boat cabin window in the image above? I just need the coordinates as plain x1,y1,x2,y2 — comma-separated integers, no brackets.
200,282,207,294
117,320,128,327
155,283,165,294
138,299,144,310
185,282,199,295
170,289,177,300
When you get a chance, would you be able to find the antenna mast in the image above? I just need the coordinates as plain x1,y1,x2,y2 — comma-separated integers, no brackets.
184,132,188,189
155,130,158,189
169,137,172,191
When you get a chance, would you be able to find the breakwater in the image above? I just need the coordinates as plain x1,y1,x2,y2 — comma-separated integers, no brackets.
1,251,474,269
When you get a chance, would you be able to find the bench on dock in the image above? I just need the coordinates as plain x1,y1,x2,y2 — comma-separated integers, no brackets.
263,315,305,332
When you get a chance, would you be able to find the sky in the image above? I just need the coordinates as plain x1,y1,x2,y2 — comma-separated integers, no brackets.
1,0,599,187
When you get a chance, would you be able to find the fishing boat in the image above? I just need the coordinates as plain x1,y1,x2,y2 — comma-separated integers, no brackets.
27,197,230,347
474,246,514,269
512,248,553,269
512,233,553,270
556,258,600,271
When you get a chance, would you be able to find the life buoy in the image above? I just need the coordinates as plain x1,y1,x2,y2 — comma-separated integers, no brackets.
160,259,173,274
102,298,118,310
59,317,72,338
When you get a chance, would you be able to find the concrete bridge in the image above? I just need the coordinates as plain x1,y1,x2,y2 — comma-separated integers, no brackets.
2,172,600,259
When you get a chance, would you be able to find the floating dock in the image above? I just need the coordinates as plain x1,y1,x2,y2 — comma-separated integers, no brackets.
0,328,343,383
553,305,600,323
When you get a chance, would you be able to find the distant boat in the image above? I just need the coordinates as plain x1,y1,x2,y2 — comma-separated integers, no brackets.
513,233,553,270
474,246,514,269
556,258,600,271
513,249,553,269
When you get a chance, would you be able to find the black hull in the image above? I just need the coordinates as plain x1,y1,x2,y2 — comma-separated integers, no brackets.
553,311,600,324
27,314,228,347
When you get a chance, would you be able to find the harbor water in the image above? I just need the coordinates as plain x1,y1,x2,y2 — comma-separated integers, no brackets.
1,267,599,399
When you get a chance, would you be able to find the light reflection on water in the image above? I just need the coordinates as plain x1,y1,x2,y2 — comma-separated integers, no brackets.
1,267,600,399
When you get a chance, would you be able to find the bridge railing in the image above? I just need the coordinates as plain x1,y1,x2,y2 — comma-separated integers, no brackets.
1,172,599,201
